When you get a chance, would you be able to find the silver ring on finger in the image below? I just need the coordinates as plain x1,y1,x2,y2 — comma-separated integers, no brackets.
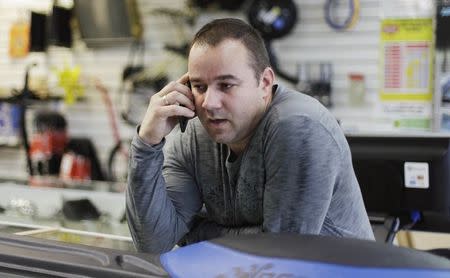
163,95,169,106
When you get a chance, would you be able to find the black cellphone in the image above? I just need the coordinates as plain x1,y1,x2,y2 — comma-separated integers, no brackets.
178,81,190,132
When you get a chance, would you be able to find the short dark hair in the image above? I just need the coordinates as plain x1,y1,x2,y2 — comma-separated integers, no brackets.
190,18,270,81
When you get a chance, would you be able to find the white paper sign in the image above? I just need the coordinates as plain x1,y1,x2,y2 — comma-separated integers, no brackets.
404,162,429,189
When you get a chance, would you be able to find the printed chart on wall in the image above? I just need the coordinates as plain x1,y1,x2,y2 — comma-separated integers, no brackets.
379,18,434,130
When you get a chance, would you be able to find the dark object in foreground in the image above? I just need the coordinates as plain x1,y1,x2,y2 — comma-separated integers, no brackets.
0,232,448,277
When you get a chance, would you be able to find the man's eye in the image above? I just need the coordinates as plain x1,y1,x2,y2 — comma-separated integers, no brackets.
193,85,206,93
219,83,234,91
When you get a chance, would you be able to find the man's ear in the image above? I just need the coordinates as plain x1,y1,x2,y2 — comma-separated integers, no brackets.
260,67,275,96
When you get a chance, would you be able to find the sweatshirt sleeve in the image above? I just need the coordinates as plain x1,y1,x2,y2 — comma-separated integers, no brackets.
126,130,202,254
262,114,343,234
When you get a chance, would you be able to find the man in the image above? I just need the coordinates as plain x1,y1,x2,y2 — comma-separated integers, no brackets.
126,18,374,254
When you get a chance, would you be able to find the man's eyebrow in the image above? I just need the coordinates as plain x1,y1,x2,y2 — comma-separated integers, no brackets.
188,77,203,83
215,75,241,82
189,75,242,83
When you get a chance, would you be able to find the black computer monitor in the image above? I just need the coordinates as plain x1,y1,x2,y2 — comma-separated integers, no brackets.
347,135,450,218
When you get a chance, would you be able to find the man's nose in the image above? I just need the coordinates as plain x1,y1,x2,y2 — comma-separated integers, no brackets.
202,88,222,110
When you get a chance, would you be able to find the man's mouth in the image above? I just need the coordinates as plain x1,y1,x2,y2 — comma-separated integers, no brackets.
208,119,228,126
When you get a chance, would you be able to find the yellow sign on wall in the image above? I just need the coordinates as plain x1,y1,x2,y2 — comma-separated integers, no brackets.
379,18,434,130
380,18,433,101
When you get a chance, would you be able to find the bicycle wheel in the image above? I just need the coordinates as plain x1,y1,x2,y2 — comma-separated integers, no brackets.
107,140,130,183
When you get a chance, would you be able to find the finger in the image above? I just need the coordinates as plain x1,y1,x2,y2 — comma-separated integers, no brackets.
157,104,195,119
165,91,195,110
158,81,193,102
156,81,179,97
177,72,189,84
171,82,193,101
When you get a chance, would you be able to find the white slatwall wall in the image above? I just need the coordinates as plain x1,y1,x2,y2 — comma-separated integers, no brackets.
0,0,386,179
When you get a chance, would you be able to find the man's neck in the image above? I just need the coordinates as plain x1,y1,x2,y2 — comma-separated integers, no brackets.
229,141,248,157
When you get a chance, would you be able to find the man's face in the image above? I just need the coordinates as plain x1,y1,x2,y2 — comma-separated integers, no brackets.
188,39,273,150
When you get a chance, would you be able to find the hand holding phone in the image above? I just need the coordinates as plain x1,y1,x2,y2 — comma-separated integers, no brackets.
138,73,193,145
178,80,191,133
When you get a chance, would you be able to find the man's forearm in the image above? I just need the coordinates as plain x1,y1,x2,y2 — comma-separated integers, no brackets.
126,135,189,253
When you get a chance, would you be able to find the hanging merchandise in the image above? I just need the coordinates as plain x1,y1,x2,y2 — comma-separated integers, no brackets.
247,0,300,84
436,1,450,74
324,0,360,31
378,0,435,131
442,73,450,103
436,1,450,131
188,0,215,9
96,81,129,182
188,0,244,11
120,40,147,126
48,5,73,48
436,0,450,50
119,41,168,126
247,0,298,40
8,16,30,58
122,40,145,81
60,137,106,183
29,12,48,52
54,64,84,105
440,73,450,131
122,76,167,127
29,110,68,186
296,62,333,107
0,103,22,145
217,0,246,11
348,73,365,106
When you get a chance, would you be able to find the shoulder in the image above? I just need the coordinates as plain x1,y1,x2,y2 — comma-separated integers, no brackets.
266,84,330,124
261,84,347,153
